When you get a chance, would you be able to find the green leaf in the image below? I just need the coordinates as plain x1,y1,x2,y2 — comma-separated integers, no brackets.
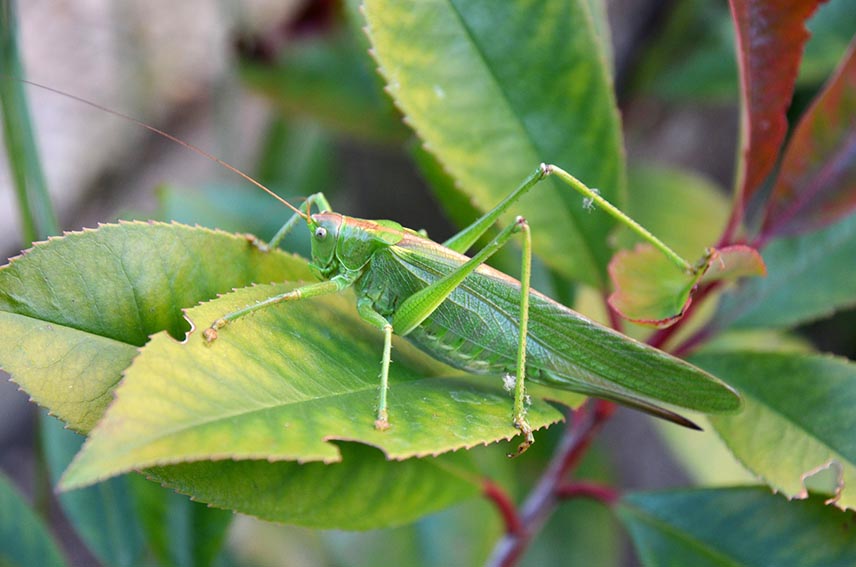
0,222,313,432
692,351,856,510
59,283,561,489
324,496,503,566
0,4,58,244
801,0,856,85
654,417,757,487
0,471,68,567
636,0,856,103
618,487,856,566
143,443,482,530
618,165,730,260
364,0,626,288
713,212,856,330
699,246,766,283
129,478,232,567
239,32,407,143
40,414,145,567
409,142,519,276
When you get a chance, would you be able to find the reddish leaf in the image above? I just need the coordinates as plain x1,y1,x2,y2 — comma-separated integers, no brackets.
608,245,702,329
729,0,824,227
700,245,767,283
762,38,856,237
609,245,766,328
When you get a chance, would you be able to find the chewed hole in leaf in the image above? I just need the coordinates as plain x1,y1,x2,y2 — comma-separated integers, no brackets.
801,460,844,505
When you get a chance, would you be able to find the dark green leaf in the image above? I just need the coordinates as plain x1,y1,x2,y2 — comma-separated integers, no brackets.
692,351,856,510
130,478,232,567
713,212,856,330
143,443,482,530
0,471,68,567
636,0,856,102
0,4,57,244
240,32,407,143
40,414,144,567
324,497,502,566
618,487,856,566
364,0,626,288
520,445,619,567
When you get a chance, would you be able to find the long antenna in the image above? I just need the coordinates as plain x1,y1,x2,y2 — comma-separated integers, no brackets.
14,77,308,219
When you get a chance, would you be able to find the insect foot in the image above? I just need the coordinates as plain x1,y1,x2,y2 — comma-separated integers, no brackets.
374,409,390,431
508,418,534,458
202,319,227,344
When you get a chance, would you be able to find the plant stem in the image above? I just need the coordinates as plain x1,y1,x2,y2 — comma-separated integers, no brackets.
556,481,619,504
0,0,58,244
486,399,615,567
604,290,623,333
483,480,523,536
546,164,693,273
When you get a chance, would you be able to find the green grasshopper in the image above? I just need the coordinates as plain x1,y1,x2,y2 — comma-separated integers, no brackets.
18,79,738,452
201,163,741,452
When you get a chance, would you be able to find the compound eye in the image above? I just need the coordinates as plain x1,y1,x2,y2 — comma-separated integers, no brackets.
314,227,328,240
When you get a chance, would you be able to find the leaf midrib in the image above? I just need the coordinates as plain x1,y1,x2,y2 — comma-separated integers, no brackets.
622,503,746,567
443,0,603,285
105,374,469,453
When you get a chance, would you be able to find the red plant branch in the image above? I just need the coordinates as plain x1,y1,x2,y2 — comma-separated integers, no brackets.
482,480,523,536
485,399,616,567
556,481,619,504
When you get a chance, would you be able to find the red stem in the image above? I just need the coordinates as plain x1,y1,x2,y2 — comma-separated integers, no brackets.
604,291,624,333
556,481,619,504
486,399,615,567
483,480,523,536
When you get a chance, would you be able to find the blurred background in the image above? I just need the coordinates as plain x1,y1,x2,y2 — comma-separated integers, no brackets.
1,0,855,565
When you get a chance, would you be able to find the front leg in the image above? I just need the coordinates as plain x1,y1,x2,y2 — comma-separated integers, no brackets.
203,276,350,342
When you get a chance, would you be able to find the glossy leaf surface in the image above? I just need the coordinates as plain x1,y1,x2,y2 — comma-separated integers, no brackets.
0,222,311,432
694,351,856,510
143,444,483,530
364,0,626,288
713,212,856,330
619,487,856,566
